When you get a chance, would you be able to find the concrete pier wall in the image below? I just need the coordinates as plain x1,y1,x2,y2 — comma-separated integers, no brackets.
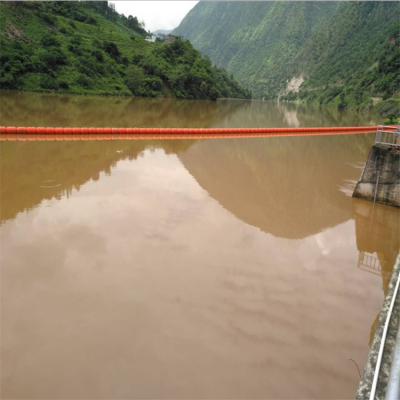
355,252,400,400
353,145,400,208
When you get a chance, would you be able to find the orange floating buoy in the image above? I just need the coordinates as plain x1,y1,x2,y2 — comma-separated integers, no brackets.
0,125,380,141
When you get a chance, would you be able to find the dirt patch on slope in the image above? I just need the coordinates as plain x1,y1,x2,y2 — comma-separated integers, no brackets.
6,21,27,42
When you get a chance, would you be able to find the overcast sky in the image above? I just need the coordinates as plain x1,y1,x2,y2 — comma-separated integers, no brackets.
110,1,199,33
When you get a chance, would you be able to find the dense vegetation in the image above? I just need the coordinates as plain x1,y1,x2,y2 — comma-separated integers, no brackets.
0,1,251,100
174,1,400,116
173,2,341,97
280,2,400,119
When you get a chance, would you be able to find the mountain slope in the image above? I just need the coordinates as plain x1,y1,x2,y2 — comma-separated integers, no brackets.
174,1,400,114
0,1,250,100
282,1,400,115
294,2,399,88
173,2,341,97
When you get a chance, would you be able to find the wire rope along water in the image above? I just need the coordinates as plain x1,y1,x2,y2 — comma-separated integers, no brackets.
0,125,385,136
369,267,400,400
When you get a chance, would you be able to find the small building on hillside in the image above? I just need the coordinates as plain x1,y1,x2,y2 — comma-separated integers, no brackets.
155,33,166,42
145,35,157,43
165,34,177,44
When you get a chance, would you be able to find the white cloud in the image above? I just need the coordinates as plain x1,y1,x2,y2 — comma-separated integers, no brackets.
110,1,198,33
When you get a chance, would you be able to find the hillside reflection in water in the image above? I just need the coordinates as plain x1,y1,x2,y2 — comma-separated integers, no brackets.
1,94,398,400
0,90,381,129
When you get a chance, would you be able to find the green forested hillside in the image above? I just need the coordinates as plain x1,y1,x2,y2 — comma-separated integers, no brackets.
0,1,251,100
174,1,400,116
173,2,341,97
282,1,400,117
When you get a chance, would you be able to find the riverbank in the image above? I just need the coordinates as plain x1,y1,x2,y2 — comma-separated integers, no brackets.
0,88,251,101
279,96,400,121
356,251,400,400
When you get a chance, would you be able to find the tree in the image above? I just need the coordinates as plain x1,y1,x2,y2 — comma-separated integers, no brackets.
102,41,120,60
125,64,145,94
127,15,139,29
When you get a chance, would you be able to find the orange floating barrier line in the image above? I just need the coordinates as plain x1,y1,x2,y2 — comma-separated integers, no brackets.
0,125,383,142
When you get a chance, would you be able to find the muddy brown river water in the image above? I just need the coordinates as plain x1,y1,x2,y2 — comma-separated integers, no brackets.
1,91,399,399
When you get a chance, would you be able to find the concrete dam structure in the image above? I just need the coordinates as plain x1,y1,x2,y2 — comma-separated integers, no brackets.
353,125,400,399
353,129,400,208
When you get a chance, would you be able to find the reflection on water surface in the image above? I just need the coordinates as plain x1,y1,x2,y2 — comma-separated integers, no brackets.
0,93,398,400
0,90,382,128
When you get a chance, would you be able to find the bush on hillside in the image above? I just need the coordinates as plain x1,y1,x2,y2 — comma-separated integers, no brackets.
41,13,56,25
39,48,68,70
91,50,104,62
59,81,69,89
40,75,59,90
125,64,145,95
41,34,60,48
24,58,48,74
76,74,90,88
0,72,17,89
102,41,120,60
